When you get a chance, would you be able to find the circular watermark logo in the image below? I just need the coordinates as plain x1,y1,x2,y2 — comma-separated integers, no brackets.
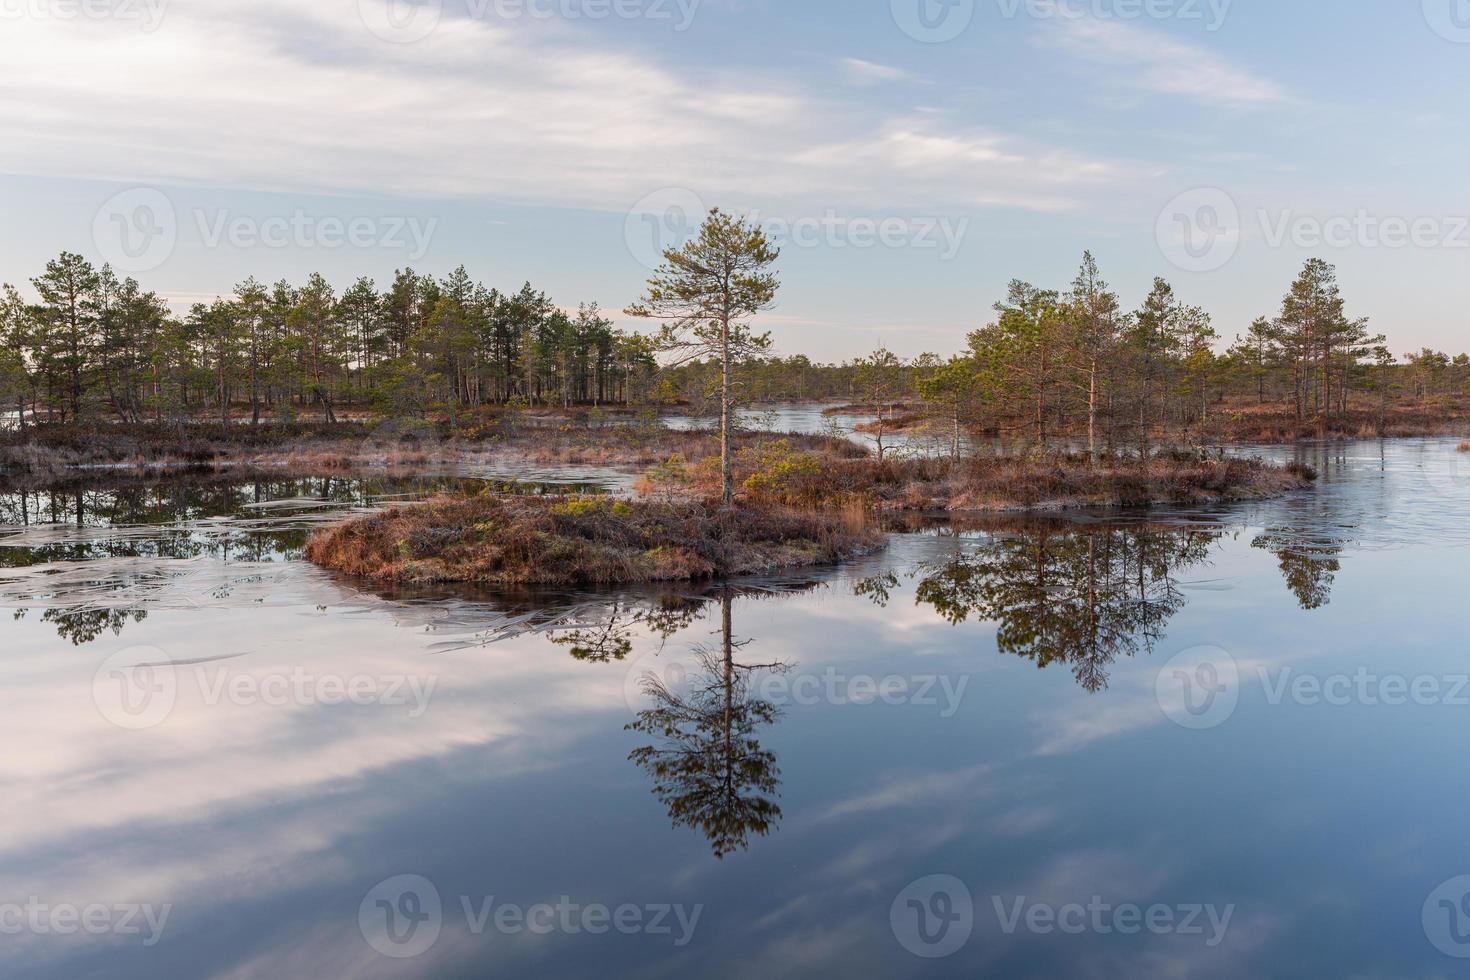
359,874,443,958
1424,876,1470,957
890,0,975,42
1423,0,1470,42
92,187,177,274
92,645,177,730
624,187,706,271
1156,187,1240,273
621,644,704,716
358,0,442,43
891,874,974,958
1155,645,1239,730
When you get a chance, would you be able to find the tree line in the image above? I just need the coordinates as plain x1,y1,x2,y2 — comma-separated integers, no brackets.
0,253,659,428
6,242,1468,451
664,252,1469,455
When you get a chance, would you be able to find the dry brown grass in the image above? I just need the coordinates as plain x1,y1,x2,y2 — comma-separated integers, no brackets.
306,495,881,586
1205,399,1469,442
671,443,1315,513
0,417,862,483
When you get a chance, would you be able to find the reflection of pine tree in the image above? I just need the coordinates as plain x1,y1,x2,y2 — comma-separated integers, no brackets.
34,608,148,646
553,598,703,663
884,524,1219,693
1251,527,1341,611
626,595,783,859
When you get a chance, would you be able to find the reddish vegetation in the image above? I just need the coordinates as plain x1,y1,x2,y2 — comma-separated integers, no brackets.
305,496,880,586
850,412,930,434
820,403,912,417
654,440,1315,513
1201,400,1469,442
0,417,862,483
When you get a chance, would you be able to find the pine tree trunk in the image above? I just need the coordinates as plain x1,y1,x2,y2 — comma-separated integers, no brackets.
721,313,733,507
1087,357,1098,461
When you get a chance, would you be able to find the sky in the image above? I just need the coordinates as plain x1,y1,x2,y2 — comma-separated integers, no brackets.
1,0,1468,361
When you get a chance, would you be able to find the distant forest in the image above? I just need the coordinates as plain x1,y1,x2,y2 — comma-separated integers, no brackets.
2,251,1467,445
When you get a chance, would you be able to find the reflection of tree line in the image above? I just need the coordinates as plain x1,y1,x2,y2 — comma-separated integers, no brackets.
10,608,148,646
858,518,1353,693
544,516,1352,858
0,476,486,644
858,524,1219,693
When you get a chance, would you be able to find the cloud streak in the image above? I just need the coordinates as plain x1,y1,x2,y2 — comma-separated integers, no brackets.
0,0,1137,217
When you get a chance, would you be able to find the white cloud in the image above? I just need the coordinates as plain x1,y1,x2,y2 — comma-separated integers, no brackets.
838,57,913,85
0,0,1138,216
1038,12,1287,107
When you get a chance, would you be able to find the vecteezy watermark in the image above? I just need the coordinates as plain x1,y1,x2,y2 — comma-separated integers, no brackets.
93,187,178,274
1157,187,1470,273
625,187,707,270
890,875,975,958
1001,0,1231,28
890,0,976,43
1157,648,1470,731
91,189,438,273
92,646,439,730
623,188,970,270
890,876,1235,956
194,209,438,260
1259,668,1470,708
1156,645,1240,730
1155,188,1241,274
0,0,168,30
358,875,702,959
357,0,700,43
1257,210,1470,253
989,896,1235,946
0,898,172,946
749,210,970,262
891,0,1231,43
1424,876,1470,958
1423,0,1470,43
621,647,970,718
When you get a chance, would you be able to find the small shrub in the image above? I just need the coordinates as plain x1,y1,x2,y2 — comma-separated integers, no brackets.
552,497,632,519
1285,461,1319,481
642,453,692,502
740,439,824,504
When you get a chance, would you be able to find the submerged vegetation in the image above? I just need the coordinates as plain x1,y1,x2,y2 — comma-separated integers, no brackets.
305,495,879,586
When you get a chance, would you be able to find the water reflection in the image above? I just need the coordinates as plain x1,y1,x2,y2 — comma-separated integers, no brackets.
13,607,149,646
864,522,1222,692
0,439,1464,977
626,593,786,859
551,596,703,663
0,474,596,645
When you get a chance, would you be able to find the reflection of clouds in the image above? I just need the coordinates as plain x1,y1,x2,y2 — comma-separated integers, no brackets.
993,849,1168,909
0,603,633,967
812,763,997,822
206,918,486,980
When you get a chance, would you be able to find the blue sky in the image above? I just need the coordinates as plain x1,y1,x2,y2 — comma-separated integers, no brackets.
2,0,1468,359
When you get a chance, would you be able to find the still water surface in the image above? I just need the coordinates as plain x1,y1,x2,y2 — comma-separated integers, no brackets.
0,439,1468,977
